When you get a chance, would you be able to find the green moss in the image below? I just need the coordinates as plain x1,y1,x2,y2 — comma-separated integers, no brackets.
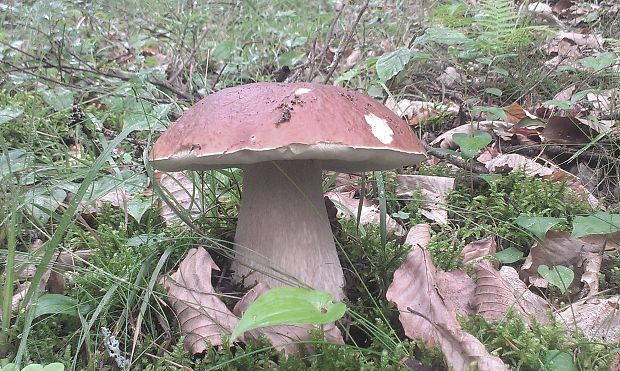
462,312,616,370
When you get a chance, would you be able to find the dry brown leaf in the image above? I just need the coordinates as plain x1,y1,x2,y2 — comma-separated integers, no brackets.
473,261,549,324
462,236,497,265
396,175,454,225
232,282,343,355
520,231,607,296
437,66,462,87
556,296,620,343
325,191,405,236
387,246,506,370
436,270,476,317
481,154,554,176
405,223,432,248
541,116,593,144
163,247,238,353
157,171,204,226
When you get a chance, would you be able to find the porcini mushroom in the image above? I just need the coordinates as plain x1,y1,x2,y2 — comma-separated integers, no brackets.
150,82,426,300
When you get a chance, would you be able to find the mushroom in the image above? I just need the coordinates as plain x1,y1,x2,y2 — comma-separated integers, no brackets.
150,82,426,300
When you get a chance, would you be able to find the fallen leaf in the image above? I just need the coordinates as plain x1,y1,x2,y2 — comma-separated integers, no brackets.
157,171,204,226
437,66,462,87
396,175,454,225
541,116,593,144
462,236,497,265
520,231,608,296
387,246,506,370
556,296,620,343
163,247,238,353
481,154,554,176
325,191,405,236
473,261,549,325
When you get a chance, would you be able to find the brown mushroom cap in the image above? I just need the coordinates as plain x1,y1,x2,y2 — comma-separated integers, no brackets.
151,82,426,171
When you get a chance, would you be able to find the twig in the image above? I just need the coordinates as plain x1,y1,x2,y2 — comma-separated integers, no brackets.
323,0,370,84
424,143,489,174
307,5,345,82
167,27,209,84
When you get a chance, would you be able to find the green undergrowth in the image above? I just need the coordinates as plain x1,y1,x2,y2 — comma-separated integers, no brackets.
462,312,615,370
432,171,592,270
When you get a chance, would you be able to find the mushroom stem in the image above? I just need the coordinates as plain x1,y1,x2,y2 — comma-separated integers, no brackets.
232,160,345,300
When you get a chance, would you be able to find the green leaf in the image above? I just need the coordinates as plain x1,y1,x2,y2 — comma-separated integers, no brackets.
453,131,492,159
571,212,620,238
392,210,410,220
479,174,503,186
32,294,88,319
494,247,524,264
127,198,152,223
542,99,573,110
40,87,74,112
515,215,564,240
42,364,65,371
376,48,412,82
470,106,507,121
545,350,577,371
537,265,573,294
25,188,67,224
0,364,19,371
415,27,471,46
22,365,44,371
484,87,503,97
580,52,617,71
0,105,23,125
231,287,346,342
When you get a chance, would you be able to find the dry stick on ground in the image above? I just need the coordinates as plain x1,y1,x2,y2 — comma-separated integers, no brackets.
424,143,489,174
0,39,197,103
324,0,370,84
167,27,209,84
305,4,345,82
505,143,620,167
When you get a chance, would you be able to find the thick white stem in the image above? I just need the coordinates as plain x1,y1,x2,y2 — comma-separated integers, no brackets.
231,160,345,300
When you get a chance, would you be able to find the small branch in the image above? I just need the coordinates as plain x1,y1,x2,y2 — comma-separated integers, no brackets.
167,27,209,84
323,0,370,84
424,143,489,174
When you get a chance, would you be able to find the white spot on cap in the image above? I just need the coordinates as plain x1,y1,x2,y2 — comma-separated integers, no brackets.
295,88,312,95
365,113,394,144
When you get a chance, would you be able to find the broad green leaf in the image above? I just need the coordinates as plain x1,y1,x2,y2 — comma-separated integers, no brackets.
0,364,19,371
25,188,67,224
392,210,410,220
0,149,32,178
127,198,152,222
537,265,573,294
376,48,412,82
40,87,74,112
42,364,64,371
580,52,617,71
545,350,577,371
515,215,564,240
470,106,507,121
571,212,620,238
231,287,346,342
126,233,170,247
0,105,23,125
415,27,471,46
484,87,502,97
479,174,503,186
453,131,492,159
32,294,88,319
21,365,44,371
494,247,524,264
542,99,573,110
